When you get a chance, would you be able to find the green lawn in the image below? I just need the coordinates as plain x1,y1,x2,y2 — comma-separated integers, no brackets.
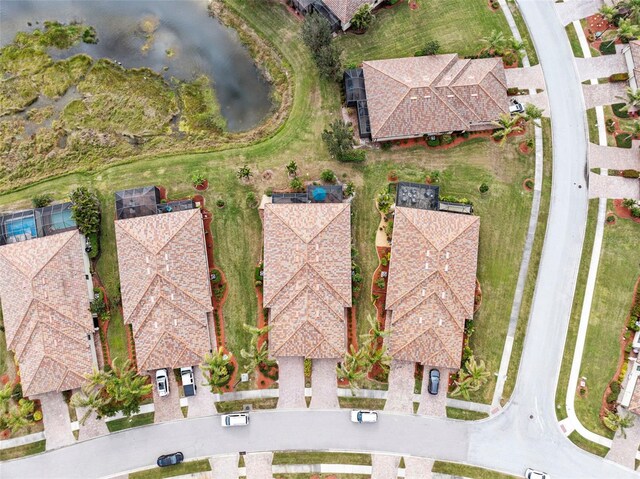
507,1,539,65
129,460,211,479
272,451,372,466
446,407,489,421
0,440,45,461
568,431,610,457
106,412,154,432
338,397,386,410
502,118,553,403
337,0,512,64
586,108,599,145
555,201,599,422
565,25,584,58
215,398,278,413
575,204,640,438
432,461,518,479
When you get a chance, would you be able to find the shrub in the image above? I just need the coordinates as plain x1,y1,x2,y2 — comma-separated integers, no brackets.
191,172,206,187
320,169,336,183
322,120,354,159
304,358,312,378
12,383,23,400
246,192,258,208
631,206,640,218
210,269,222,284
385,219,394,238
612,103,629,119
380,256,388,266
426,137,440,147
344,181,355,197
87,232,99,259
31,193,53,208
605,118,616,133
33,410,42,421
599,40,616,55
462,131,470,138
351,4,375,32
507,87,519,96
216,199,225,208
621,169,640,178
265,187,273,197
525,179,534,189
381,141,392,151
69,187,101,236
339,149,366,163
610,72,630,82
414,40,440,57
479,182,489,194
610,381,621,395
90,288,107,316
376,190,393,214
236,165,252,180
375,277,385,289
622,198,636,208
441,134,453,145
285,160,298,177
290,177,304,191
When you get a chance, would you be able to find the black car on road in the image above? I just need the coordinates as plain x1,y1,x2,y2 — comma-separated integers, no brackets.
157,452,184,467
428,368,440,395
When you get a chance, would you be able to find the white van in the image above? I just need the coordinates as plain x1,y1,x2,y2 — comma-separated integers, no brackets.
221,413,249,427
350,410,378,423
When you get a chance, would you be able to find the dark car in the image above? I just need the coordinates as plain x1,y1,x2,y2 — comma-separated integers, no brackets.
428,368,440,395
157,452,184,467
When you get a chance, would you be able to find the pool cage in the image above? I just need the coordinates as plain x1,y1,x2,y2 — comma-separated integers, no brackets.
344,69,371,139
115,186,194,220
310,1,341,32
0,202,76,245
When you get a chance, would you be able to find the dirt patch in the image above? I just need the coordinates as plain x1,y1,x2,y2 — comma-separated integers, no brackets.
409,0,419,10
519,141,531,155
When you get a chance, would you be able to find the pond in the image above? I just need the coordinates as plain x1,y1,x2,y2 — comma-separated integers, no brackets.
0,0,273,131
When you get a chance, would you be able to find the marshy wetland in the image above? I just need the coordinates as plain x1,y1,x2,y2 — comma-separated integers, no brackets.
0,0,281,192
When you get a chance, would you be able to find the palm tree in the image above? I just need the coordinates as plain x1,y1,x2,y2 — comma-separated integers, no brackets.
243,323,272,339
506,37,527,60
201,347,233,393
491,113,524,146
616,18,640,42
464,356,491,390
623,120,640,142
599,5,617,24
241,339,276,377
617,86,640,112
480,30,507,55
71,384,108,425
336,345,368,394
6,399,35,434
450,371,479,401
359,314,389,346
236,165,252,181
623,0,640,24
285,160,298,178
604,411,635,438
523,103,544,124
351,4,375,31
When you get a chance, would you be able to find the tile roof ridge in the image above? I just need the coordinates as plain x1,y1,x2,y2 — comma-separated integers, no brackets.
477,80,507,114
432,269,474,317
6,297,36,351
364,62,411,138
307,261,351,306
392,326,456,366
264,262,308,308
157,270,212,312
267,207,309,245
431,54,461,86
428,85,468,127
1,230,76,280
390,285,463,326
140,329,196,371
445,85,483,122
131,287,207,336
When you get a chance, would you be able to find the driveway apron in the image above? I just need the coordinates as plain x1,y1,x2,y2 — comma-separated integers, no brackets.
244,452,273,479
276,357,306,409
404,456,435,479
417,368,448,417
36,391,75,450
605,418,640,469
309,359,339,409
209,453,240,479
187,366,217,418
370,454,400,479
152,370,183,423
384,360,415,414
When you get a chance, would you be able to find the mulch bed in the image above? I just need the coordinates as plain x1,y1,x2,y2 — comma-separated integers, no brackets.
195,179,209,191
584,14,620,54
474,279,483,313
367,246,391,381
614,199,640,224
523,178,534,191
409,0,419,10
254,285,277,390
390,129,510,151
605,211,617,226
519,141,531,155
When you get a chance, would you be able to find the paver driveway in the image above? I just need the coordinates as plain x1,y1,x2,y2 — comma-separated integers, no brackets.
583,82,627,109
590,142,640,171
505,65,545,90
209,453,239,479
371,454,400,479
75,404,108,441
606,417,640,469
404,456,434,479
187,366,217,418
244,452,273,479
276,356,306,409
35,391,75,450
589,173,640,199
309,359,339,409
417,368,448,417
384,360,415,414
575,54,626,82
152,369,183,423
555,0,602,26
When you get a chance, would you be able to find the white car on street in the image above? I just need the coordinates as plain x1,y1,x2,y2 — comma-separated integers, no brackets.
350,410,378,423
525,468,550,479
221,413,249,427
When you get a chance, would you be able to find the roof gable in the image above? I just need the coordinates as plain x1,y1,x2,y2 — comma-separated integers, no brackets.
322,0,372,24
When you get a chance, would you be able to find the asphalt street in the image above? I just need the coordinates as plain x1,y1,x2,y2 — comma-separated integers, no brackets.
1,1,636,478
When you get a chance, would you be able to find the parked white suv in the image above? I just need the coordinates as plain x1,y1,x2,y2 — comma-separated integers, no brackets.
350,410,378,423
155,369,169,397
221,413,249,427
180,367,197,397
525,468,550,479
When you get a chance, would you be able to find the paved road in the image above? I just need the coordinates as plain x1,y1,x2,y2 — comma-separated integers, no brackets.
1,1,636,478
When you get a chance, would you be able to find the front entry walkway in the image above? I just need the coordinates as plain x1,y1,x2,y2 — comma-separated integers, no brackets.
589,142,640,171
276,356,306,409
589,173,640,199
583,82,627,109
555,0,603,26
605,415,640,469
152,370,183,423
309,359,339,409
505,65,546,90
36,391,75,450
575,55,627,82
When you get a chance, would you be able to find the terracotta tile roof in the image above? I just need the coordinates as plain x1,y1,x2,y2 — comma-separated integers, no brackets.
323,0,371,25
629,376,640,415
263,203,352,358
0,231,94,396
362,55,509,141
115,208,213,372
386,207,480,368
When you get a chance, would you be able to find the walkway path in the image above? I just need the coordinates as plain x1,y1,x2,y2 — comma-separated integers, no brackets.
589,142,640,170
555,0,603,26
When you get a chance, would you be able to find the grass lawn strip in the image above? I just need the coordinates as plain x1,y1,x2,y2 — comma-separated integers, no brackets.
272,452,372,466
568,431,609,457
555,201,599,422
129,459,211,479
337,397,386,410
501,118,552,402
215,398,278,414
0,440,46,461
337,0,512,64
565,25,584,58
106,412,154,432
507,1,539,65
575,201,640,438
446,407,489,421
432,461,518,479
